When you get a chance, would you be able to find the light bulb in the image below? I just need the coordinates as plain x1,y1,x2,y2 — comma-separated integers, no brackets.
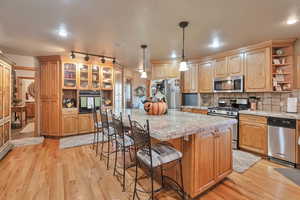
141,71,147,78
179,61,188,71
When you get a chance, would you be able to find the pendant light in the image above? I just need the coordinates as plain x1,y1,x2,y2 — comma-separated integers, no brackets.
140,44,148,79
179,21,189,72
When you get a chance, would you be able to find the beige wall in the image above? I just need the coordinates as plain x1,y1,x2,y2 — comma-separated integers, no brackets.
5,53,37,77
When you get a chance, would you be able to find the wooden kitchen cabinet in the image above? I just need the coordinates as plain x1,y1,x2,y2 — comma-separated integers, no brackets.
244,48,272,92
239,114,268,155
40,99,60,136
78,64,90,90
151,63,180,80
183,64,198,93
62,114,78,136
62,62,77,89
3,66,10,118
214,57,228,78
228,53,244,76
78,114,94,134
0,65,3,120
0,125,3,147
198,62,213,93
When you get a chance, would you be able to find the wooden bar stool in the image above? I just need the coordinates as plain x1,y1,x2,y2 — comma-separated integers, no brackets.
128,115,185,200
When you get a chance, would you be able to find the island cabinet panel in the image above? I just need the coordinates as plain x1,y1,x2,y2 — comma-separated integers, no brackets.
244,48,272,92
62,114,78,136
239,114,268,155
78,114,94,133
228,53,244,76
214,57,228,78
0,125,3,147
198,62,213,93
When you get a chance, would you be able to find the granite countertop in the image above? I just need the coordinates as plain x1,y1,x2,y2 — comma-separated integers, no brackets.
120,109,237,141
239,110,300,120
180,105,210,110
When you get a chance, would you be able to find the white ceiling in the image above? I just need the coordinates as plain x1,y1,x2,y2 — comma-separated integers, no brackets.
0,0,300,67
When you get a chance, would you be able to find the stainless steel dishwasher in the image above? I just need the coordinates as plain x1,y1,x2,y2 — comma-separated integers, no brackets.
268,117,296,165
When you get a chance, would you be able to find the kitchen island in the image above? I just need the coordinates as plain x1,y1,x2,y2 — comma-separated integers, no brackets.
120,109,237,198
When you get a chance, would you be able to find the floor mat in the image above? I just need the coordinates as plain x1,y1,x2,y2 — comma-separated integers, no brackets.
233,150,261,173
59,133,106,149
275,168,300,186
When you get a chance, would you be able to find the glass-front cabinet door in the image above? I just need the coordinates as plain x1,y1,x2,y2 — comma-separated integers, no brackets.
79,64,90,89
63,63,77,89
101,66,113,90
91,65,101,89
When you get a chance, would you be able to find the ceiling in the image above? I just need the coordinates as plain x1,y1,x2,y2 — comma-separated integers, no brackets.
0,0,300,68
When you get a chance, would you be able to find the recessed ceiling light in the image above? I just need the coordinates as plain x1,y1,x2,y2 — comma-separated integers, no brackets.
286,18,298,25
171,52,177,59
56,24,68,38
209,38,222,48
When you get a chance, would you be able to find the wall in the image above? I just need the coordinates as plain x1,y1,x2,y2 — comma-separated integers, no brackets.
5,53,38,77
200,91,300,112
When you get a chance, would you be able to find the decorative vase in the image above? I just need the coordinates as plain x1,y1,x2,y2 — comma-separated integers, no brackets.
144,101,167,115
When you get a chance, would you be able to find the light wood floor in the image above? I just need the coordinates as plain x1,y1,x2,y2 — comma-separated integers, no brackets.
1,139,300,200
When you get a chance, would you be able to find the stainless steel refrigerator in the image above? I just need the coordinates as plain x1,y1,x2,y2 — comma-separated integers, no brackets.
150,78,181,109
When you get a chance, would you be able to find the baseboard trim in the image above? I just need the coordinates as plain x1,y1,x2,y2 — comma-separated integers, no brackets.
0,142,13,160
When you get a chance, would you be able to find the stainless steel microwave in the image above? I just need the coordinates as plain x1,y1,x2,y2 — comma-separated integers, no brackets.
213,76,244,93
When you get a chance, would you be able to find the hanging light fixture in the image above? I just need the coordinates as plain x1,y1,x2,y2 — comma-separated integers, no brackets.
140,44,148,79
70,51,76,59
179,21,189,71
84,54,90,61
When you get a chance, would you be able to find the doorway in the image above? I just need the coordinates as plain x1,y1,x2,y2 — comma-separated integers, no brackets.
11,67,37,140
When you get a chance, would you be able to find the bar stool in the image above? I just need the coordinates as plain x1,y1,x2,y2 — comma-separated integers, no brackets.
111,112,135,192
128,115,185,200
99,108,115,169
92,107,102,154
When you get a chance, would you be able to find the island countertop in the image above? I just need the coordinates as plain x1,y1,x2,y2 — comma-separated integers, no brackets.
119,109,237,141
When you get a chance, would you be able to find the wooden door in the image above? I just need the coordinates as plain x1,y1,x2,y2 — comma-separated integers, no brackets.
62,114,78,136
214,130,232,180
199,62,213,93
40,60,60,99
78,114,93,133
62,62,77,89
239,121,267,154
0,125,3,147
0,65,3,119
3,66,10,117
193,132,215,194
245,48,272,92
228,54,244,76
40,99,60,136
190,64,198,93
214,57,228,78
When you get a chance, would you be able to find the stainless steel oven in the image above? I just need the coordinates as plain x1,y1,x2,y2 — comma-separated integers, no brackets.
213,76,243,93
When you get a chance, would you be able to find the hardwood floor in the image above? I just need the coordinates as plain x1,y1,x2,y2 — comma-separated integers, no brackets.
0,139,300,200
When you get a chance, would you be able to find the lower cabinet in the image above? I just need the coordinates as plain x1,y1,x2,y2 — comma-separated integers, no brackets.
0,125,3,147
181,108,208,115
41,99,60,136
239,114,267,155
62,114,78,136
78,114,94,134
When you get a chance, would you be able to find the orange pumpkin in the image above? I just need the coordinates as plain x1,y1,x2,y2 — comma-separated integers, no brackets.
144,101,167,115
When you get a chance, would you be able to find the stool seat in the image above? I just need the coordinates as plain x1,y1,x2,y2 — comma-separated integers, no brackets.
116,135,134,147
137,144,182,168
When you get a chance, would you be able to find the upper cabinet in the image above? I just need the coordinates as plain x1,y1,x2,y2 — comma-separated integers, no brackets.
228,53,244,76
199,62,213,93
182,64,198,93
244,48,272,92
91,65,101,90
214,57,228,78
102,66,113,90
62,62,77,89
78,64,90,90
151,63,180,80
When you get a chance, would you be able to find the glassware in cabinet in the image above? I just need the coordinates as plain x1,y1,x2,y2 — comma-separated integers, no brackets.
63,63,77,88
101,66,113,90
79,64,89,89
91,65,101,89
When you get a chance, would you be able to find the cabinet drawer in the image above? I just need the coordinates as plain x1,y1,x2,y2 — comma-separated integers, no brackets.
192,109,208,114
62,108,78,115
239,114,267,124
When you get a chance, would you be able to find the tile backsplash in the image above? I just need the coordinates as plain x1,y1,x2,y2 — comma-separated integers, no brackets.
199,90,300,112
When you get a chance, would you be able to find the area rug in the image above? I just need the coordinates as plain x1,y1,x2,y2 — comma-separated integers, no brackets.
11,136,44,147
233,150,261,173
59,133,106,149
274,168,300,186
19,122,34,134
